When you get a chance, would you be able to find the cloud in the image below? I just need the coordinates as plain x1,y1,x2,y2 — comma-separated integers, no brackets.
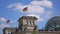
27,5,45,14
0,20,17,28
40,0,53,8
0,24,9,28
7,3,25,11
7,0,53,21
0,17,17,25
26,14,45,21
7,0,53,14
0,18,9,28
30,0,52,8
7,3,45,14
0,17,6,22
7,3,22,8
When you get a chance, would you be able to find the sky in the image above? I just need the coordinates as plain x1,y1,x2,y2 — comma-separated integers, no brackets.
0,0,60,34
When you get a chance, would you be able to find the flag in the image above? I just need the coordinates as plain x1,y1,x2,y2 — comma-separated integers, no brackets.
6,20,10,24
23,7,28,12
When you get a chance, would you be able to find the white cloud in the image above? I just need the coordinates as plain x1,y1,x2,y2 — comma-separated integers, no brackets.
0,19,17,28
30,1,40,6
0,17,6,22
7,0,53,14
0,24,9,28
0,17,17,24
22,5,44,14
0,18,9,28
7,3,25,11
30,0,53,8
26,14,44,21
40,0,53,8
7,0,53,21
7,3,22,8
7,3,45,14
27,5,45,14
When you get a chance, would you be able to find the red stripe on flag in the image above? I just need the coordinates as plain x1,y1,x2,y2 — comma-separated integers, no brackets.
23,7,28,12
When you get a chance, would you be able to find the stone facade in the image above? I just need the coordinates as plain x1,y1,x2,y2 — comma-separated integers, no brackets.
18,16,38,31
3,16,60,34
3,27,16,34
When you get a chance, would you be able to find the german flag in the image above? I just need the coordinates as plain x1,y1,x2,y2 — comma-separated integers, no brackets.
6,20,10,24
23,7,28,12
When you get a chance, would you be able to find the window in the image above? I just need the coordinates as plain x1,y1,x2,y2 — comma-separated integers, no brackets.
24,20,28,25
8,31,11,34
28,20,30,26
6,30,11,34
30,20,31,26
56,25,60,28
33,20,36,25
23,20,27,24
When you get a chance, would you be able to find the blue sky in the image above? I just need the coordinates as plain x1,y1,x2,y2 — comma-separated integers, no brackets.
0,0,60,34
